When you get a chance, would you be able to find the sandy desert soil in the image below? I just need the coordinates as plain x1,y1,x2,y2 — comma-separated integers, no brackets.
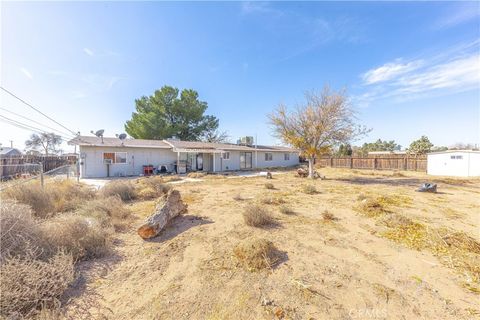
63,168,480,320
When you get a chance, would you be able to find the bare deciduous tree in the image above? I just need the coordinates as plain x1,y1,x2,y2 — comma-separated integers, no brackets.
25,133,62,156
269,86,368,178
201,129,230,143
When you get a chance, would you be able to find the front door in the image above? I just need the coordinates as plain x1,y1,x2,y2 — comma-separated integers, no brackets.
240,152,252,169
196,153,203,170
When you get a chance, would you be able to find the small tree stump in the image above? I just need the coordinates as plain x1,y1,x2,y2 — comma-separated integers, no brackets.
137,190,187,239
266,171,273,179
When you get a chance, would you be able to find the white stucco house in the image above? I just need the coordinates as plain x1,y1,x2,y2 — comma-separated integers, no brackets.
427,150,480,177
69,136,299,178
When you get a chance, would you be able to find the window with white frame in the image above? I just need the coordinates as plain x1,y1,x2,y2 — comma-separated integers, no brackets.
104,152,127,164
284,153,290,161
222,152,230,160
265,153,273,161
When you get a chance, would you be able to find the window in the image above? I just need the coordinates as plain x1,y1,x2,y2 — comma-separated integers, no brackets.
450,155,463,160
265,153,273,161
284,153,290,161
103,152,127,164
115,152,127,164
222,152,230,160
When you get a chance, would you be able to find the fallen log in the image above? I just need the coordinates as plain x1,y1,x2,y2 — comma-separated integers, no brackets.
137,190,188,239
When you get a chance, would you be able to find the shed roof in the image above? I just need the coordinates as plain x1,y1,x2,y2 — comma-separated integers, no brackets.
427,150,480,155
0,147,22,156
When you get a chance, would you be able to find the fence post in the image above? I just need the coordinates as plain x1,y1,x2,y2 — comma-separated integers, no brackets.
40,164,44,189
350,157,353,169
373,157,377,170
414,158,418,171
404,157,407,171
330,157,333,167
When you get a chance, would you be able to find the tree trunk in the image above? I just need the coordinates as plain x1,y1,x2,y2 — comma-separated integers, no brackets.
308,158,314,179
137,190,188,239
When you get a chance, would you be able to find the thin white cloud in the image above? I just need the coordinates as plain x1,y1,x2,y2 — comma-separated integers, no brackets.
358,41,480,104
20,67,33,79
83,48,94,56
240,2,283,16
433,4,480,29
362,60,423,85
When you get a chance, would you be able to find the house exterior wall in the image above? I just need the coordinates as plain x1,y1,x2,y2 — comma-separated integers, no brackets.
79,146,300,178
427,152,480,177
79,146,177,178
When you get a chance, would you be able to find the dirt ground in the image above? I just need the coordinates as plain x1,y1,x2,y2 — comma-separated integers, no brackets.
63,168,480,320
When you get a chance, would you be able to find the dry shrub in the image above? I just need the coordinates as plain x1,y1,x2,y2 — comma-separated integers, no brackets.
0,249,75,318
322,210,337,221
391,171,405,177
260,195,285,205
279,205,294,215
357,193,367,201
76,196,131,231
2,182,54,218
135,177,171,200
264,183,275,190
47,180,96,212
2,180,95,218
0,201,45,262
302,185,317,195
101,180,136,201
242,204,275,227
233,237,281,271
41,214,110,261
187,172,207,178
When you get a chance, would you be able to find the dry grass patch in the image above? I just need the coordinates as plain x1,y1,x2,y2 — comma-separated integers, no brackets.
0,201,45,262
187,172,207,178
2,180,96,218
233,237,282,271
101,180,136,201
76,196,131,231
242,204,275,227
260,194,285,205
302,184,318,195
321,210,338,222
356,198,389,217
279,205,295,215
135,176,171,200
264,183,275,190
0,250,75,319
378,213,480,293
41,214,111,261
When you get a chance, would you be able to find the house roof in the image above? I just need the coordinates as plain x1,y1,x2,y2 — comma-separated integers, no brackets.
69,136,172,148
0,147,22,156
70,136,297,152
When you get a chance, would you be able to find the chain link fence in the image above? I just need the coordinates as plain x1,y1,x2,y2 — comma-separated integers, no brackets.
0,164,79,191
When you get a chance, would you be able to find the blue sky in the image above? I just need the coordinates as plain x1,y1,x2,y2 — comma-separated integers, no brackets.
1,1,479,152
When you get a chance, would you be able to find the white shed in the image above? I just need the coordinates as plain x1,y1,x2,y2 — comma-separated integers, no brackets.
427,150,480,177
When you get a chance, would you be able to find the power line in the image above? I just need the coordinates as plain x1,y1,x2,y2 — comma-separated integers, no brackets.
0,114,73,141
0,86,78,136
0,107,75,138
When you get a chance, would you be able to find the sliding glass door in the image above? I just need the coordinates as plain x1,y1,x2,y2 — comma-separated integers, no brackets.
240,152,252,169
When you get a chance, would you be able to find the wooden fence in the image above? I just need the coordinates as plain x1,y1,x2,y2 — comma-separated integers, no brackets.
317,156,427,172
0,155,75,180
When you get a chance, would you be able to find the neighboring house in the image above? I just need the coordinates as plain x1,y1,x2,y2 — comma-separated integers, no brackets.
427,150,480,177
69,136,299,178
0,147,22,158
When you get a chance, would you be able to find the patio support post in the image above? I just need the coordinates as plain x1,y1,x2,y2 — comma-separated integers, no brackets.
177,152,180,174
213,153,216,173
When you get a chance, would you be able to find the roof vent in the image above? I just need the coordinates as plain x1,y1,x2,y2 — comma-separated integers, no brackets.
237,136,254,146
